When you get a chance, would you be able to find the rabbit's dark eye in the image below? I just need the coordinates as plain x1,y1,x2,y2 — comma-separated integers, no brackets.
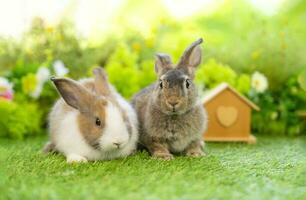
95,117,101,126
159,80,163,89
186,79,191,89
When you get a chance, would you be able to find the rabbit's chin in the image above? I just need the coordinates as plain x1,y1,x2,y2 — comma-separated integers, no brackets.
161,107,187,116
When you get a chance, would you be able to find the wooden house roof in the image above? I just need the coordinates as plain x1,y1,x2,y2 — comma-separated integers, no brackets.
202,83,260,111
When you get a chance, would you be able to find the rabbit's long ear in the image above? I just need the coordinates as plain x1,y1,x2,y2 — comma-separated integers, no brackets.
177,38,203,78
155,53,172,76
51,77,93,113
93,67,111,96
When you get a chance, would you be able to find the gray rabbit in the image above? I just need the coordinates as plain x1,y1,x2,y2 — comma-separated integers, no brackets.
132,38,207,160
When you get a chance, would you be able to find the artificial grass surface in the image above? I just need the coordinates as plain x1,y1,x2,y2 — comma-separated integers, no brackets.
0,135,305,200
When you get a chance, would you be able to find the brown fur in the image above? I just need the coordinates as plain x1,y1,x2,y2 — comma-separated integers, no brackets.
77,98,107,149
132,38,207,160
79,79,108,145
48,68,113,149
93,68,111,96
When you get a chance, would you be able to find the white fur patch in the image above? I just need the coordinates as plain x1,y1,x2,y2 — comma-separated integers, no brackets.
66,154,88,163
99,102,129,151
52,108,101,161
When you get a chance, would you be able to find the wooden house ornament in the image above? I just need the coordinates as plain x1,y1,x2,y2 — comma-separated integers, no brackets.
202,83,259,143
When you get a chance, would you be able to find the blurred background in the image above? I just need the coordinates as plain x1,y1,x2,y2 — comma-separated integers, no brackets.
0,0,305,139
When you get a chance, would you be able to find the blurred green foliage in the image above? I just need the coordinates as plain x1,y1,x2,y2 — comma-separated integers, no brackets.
0,0,305,139
196,59,251,95
105,43,156,97
252,76,306,136
0,99,42,139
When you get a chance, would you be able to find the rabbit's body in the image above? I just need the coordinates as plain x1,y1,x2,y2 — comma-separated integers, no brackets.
132,39,207,160
45,70,138,163
134,84,206,153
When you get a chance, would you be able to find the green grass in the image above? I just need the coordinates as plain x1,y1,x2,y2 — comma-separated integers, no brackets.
0,135,305,200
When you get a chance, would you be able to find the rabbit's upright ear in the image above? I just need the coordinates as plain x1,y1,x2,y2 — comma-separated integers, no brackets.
51,77,93,113
177,38,203,78
155,53,172,76
93,67,111,96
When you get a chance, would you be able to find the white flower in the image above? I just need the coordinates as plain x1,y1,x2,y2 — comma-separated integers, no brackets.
53,60,69,77
29,67,50,99
36,67,50,83
251,71,268,93
0,77,13,92
30,84,43,99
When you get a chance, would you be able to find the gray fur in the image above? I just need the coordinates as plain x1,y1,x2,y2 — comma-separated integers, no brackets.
132,38,207,160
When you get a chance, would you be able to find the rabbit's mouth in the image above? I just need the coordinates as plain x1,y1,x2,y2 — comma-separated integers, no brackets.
165,107,182,115
169,103,185,114
172,107,176,113
171,108,182,115
164,102,181,114
98,140,129,152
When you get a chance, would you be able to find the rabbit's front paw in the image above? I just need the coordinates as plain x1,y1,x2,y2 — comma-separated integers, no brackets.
66,154,88,163
186,150,206,157
152,152,174,160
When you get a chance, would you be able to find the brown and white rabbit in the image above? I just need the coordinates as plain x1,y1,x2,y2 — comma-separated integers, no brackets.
132,38,207,160
43,67,138,163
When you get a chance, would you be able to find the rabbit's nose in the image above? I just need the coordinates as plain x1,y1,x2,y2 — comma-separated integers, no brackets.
113,142,122,148
168,101,179,107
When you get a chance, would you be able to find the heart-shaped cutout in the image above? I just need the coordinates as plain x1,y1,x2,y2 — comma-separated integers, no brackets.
216,106,238,127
